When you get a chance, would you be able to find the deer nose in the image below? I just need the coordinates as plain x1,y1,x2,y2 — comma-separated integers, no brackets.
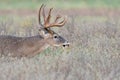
63,41,70,47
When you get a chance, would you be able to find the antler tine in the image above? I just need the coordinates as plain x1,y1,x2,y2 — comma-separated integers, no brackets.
55,17,66,27
58,17,66,24
47,17,66,28
42,5,46,23
38,4,44,27
55,15,61,22
45,8,53,28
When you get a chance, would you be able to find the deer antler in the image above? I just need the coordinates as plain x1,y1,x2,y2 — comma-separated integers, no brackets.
38,4,66,28
38,4,44,27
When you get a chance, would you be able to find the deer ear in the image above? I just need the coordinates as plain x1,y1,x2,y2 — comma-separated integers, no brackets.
39,29,51,39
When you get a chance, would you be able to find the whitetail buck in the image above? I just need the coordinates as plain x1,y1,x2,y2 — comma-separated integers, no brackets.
0,4,69,58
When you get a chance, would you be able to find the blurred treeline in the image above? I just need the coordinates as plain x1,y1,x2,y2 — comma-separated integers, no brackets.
0,0,119,9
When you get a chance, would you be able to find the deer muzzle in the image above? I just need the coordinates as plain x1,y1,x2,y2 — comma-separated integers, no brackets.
63,41,70,47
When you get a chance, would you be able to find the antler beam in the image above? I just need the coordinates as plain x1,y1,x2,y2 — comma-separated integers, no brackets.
38,4,66,28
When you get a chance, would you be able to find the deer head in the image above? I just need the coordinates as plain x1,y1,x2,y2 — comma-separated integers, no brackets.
38,4,69,48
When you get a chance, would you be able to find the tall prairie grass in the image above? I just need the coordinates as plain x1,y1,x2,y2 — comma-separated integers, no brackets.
0,14,120,80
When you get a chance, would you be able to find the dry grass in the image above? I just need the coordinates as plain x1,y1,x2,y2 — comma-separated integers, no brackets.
0,14,120,80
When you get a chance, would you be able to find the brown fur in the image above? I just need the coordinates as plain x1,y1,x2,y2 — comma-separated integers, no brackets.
0,35,49,57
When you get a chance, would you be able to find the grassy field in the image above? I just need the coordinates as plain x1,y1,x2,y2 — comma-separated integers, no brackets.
0,0,120,80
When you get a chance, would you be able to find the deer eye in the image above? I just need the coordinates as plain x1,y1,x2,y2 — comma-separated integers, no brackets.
54,35,58,38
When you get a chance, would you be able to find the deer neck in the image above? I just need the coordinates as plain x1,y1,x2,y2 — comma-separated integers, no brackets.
21,35,50,57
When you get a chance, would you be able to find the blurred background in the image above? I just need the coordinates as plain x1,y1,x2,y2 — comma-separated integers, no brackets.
0,0,120,9
0,0,120,80
0,0,120,16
